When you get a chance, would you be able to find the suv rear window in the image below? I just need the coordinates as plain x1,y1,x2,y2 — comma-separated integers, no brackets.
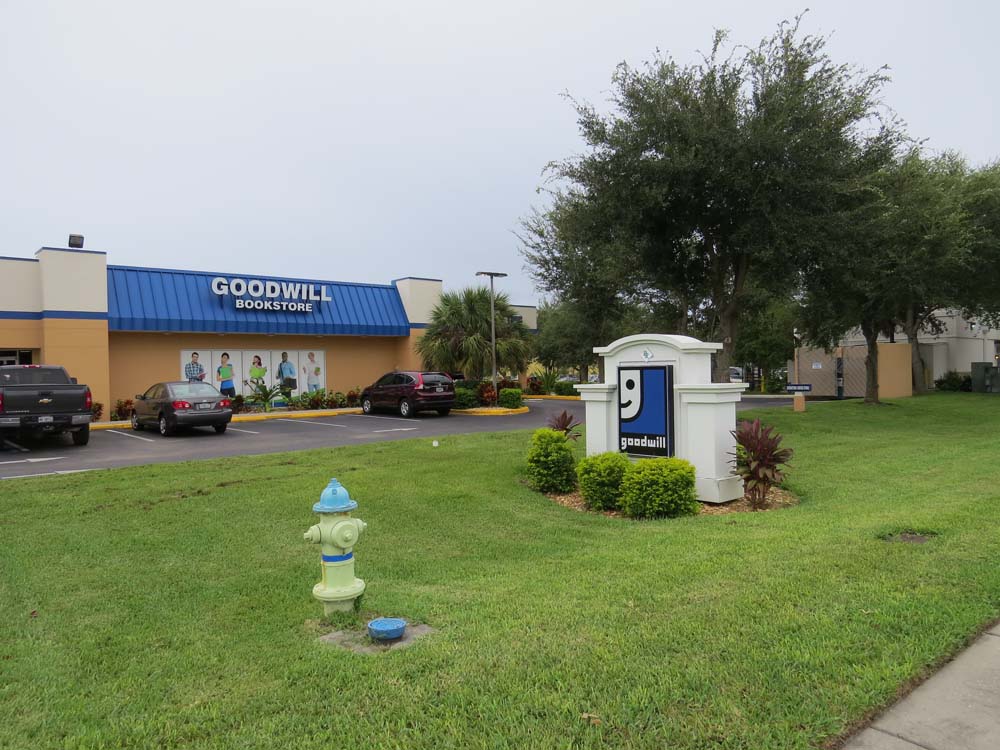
421,373,453,385
0,367,72,385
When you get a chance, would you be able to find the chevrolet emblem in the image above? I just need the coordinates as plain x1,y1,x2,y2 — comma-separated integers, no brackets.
38,398,53,404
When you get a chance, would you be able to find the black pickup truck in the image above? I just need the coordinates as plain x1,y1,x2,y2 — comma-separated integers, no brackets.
0,365,93,445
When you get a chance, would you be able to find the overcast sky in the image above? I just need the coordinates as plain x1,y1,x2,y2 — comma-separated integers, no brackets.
2,1,997,305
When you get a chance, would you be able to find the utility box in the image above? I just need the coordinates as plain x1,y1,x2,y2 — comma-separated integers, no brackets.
970,362,998,393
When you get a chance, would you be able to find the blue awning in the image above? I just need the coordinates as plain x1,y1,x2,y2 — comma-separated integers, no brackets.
107,266,411,336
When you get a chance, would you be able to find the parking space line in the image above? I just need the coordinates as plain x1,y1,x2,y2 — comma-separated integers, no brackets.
1,468,94,480
0,456,65,466
226,427,259,434
3,438,29,453
105,429,157,443
372,428,419,433
277,418,349,428
346,415,420,423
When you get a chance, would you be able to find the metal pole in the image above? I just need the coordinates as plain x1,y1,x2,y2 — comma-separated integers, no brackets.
489,274,497,400
476,270,507,402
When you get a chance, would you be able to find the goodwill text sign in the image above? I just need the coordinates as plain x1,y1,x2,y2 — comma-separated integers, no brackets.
618,365,675,457
211,276,331,313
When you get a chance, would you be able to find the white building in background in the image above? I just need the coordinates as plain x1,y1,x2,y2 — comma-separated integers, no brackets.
838,309,1000,380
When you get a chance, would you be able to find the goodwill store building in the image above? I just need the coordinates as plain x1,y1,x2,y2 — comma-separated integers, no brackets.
0,246,537,418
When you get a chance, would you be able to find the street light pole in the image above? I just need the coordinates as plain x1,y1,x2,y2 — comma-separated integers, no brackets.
476,271,507,402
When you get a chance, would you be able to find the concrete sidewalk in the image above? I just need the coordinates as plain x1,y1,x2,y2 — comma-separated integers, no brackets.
842,621,1000,749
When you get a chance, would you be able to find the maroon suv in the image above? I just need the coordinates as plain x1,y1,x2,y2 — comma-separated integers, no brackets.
360,371,455,417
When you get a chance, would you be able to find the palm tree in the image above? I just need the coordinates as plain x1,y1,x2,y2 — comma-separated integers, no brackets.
415,287,532,379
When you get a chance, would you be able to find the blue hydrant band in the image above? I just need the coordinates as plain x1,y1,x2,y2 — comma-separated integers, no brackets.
321,552,353,563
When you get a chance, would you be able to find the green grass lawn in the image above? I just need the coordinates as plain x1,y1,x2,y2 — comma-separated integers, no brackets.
3,394,1000,749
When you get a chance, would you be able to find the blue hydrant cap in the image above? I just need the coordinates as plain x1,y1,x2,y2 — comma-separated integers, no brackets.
313,478,358,513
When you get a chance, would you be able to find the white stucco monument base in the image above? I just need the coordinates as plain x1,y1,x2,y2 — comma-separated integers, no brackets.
576,334,748,504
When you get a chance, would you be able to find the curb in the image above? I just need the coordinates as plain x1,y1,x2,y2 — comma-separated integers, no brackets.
452,406,530,416
524,394,581,401
91,407,363,430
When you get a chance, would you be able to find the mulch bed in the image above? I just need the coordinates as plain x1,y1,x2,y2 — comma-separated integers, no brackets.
544,485,798,517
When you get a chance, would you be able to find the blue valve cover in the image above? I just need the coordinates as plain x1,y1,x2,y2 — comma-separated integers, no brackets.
368,617,407,641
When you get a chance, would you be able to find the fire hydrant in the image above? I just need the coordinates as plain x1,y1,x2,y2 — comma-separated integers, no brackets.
304,478,367,615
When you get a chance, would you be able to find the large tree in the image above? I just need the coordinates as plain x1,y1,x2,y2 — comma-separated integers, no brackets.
522,18,901,381
415,287,532,379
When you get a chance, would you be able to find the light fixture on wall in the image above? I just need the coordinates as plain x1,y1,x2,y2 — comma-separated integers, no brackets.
68,234,84,248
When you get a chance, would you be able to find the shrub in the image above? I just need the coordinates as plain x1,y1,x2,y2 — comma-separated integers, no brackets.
553,381,578,396
454,388,478,410
477,383,497,405
526,377,543,395
231,394,246,413
526,428,577,493
345,387,362,407
732,418,793,510
577,452,630,511
546,409,582,441
90,402,104,422
934,370,972,392
112,399,134,421
539,367,559,395
498,388,523,409
619,458,699,519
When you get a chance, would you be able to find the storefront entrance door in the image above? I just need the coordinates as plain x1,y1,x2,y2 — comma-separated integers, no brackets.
0,351,18,366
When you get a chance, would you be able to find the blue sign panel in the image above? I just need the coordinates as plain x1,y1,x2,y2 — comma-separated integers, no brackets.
618,365,674,457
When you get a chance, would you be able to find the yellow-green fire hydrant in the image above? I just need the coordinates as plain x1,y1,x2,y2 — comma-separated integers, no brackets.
304,478,367,615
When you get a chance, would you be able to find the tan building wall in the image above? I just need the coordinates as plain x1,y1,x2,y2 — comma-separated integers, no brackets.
2,259,42,312
1,319,44,350
40,318,111,414
107,331,426,406
793,343,913,399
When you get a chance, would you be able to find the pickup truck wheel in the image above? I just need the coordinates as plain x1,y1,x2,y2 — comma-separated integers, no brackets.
158,414,174,436
131,411,143,431
71,425,90,446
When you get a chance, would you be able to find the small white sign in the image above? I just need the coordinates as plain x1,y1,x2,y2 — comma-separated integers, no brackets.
811,362,823,370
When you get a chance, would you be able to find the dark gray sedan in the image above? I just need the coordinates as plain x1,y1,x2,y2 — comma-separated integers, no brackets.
131,381,233,436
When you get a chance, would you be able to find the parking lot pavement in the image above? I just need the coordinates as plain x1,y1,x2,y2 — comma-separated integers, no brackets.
0,395,789,480
0,400,586,480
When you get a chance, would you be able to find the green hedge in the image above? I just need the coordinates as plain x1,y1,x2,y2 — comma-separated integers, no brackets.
619,458,699,519
526,429,576,493
454,388,478,410
553,381,578,396
498,388,523,409
576,452,630,511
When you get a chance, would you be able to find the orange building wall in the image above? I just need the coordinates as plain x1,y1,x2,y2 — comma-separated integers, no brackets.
40,319,112,416
1,319,44,350
108,331,424,405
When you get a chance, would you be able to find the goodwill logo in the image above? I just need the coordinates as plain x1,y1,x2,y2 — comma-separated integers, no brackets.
618,365,674,457
211,276,331,313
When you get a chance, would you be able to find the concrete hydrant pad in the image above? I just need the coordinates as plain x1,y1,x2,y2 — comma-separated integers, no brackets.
318,623,435,654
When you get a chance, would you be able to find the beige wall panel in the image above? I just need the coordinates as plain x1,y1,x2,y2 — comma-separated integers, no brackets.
876,343,912,399
36,249,108,313
0,259,42,312
393,278,442,325
108,333,416,404
41,319,111,418
0,319,44,349
511,305,538,330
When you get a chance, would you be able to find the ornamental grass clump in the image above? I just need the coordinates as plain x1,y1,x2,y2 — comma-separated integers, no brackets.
732,418,793,510
526,428,577,493
576,452,631,511
619,458,699,519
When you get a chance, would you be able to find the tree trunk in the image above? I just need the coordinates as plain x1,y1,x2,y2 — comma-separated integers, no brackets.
712,306,739,383
579,364,589,383
861,320,880,405
903,308,927,395
597,356,606,383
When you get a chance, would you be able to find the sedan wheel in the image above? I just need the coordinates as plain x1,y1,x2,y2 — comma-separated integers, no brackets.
131,411,143,431
362,397,373,414
159,415,172,436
